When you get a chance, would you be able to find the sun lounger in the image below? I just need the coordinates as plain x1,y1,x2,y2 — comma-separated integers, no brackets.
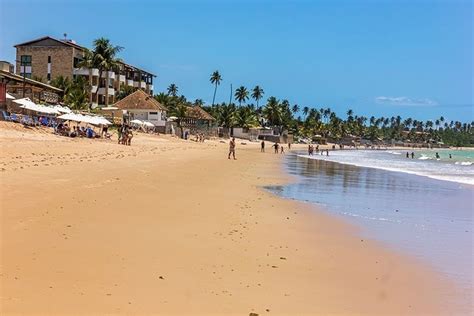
1,111,12,121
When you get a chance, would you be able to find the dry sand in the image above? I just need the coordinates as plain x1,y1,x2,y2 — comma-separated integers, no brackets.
0,122,466,315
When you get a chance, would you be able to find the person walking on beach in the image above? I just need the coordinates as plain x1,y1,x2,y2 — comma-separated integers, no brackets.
288,142,291,150
281,145,285,154
261,140,265,153
228,137,236,160
326,149,329,156
273,142,279,154
308,145,312,156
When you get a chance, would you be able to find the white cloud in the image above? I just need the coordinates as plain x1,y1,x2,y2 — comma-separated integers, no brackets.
375,96,438,106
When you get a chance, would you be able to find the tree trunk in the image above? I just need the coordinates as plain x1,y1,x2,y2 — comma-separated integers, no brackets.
212,84,217,106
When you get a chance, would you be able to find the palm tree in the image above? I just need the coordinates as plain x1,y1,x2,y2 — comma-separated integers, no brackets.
92,38,123,106
302,106,309,119
66,88,89,111
210,71,222,106
194,98,204,107
50,75,71,101
263,96,282,131
251,85,264,108
172,102,188,138
291,104,300,115
77,48,95,108
234,86,249,106
235,106,257,128
167,83,178,96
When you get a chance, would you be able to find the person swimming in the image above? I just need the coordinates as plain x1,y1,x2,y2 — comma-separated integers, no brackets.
435,152,440,159
449,154,452,159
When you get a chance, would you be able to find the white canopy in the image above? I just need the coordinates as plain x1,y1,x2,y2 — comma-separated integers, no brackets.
130,119,143,125
143,121,155,128
57,113,112,125
13,98,60,115
51,105,72,114
6,93,15,100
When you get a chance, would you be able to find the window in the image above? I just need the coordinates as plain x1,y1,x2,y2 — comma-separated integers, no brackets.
47,56,51,63
20,55,32,66
20,73,32,79
149,112,158,115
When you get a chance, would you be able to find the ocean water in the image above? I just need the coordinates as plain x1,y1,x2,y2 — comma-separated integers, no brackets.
297,149,474,185
266,150,474,293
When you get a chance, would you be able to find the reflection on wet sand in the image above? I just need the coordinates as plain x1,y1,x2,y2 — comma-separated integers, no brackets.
267,153,473,292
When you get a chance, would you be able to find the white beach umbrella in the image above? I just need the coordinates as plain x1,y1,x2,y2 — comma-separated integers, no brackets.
6,93,15,100
130,119,143,125
143,121,155,128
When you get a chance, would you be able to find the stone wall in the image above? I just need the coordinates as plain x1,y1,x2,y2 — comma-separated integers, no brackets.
16,46,75,82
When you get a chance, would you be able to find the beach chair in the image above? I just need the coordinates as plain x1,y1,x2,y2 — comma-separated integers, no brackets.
1,111,12,121
10,113,19,122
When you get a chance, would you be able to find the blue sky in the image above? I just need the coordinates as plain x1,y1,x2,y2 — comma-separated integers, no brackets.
1,0,472,122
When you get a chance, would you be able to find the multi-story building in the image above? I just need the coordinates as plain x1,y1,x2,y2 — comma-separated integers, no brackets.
14,36,155,107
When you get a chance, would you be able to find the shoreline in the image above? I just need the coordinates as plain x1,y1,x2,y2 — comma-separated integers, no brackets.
0,123,467,315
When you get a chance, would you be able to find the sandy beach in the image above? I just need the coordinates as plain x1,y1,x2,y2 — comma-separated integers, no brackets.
0,122,465,315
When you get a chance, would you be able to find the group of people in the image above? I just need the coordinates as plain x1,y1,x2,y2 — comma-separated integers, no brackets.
194,133,206,143
229,138,293,159
307,144,329,156
406,152,452,159
117,124,133,146
56,123,96,139
260,140,290,154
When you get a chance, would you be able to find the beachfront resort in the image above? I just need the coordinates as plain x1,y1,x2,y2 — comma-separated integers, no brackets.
1,13,472,315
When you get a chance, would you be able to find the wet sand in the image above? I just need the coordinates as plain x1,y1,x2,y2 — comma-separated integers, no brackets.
0,122,465,315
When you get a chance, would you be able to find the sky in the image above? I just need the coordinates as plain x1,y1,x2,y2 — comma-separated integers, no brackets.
1,0,472,122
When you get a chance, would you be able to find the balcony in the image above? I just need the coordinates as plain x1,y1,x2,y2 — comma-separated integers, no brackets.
119,75,126,82
73,68,99,76
127,79,134,86
98,87,115,96
90,85,98,94
133,81,140,88
147,84,154,91
105,71,115,79
140,81,146,89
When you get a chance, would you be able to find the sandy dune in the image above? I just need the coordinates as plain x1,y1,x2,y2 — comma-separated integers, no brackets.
0,122,465,315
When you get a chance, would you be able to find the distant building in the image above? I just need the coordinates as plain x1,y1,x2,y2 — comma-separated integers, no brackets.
14,36,155,108
114,89,167,132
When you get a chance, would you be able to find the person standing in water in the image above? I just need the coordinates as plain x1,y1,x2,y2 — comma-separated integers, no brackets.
411,152,415,159
449,154,452,159
406,152,410,158
228,137,236,160
326,149,329,156
261,140,265,153
436,152,440,159
288,142,291,150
